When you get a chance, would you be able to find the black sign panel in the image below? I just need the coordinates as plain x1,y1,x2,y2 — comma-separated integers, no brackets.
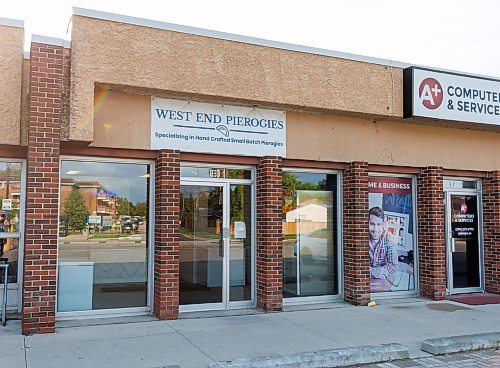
450,195,478,239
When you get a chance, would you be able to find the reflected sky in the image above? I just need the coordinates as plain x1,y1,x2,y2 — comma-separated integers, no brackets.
61,161,148,203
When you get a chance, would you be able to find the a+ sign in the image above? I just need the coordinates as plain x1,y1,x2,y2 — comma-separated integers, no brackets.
432,84,442,97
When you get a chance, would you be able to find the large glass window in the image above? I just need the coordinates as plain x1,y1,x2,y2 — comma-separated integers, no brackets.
57,160,150,312
282,171,339,298
0,162,22,284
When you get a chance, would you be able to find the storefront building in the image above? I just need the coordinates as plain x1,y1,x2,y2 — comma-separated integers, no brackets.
0,8,498,335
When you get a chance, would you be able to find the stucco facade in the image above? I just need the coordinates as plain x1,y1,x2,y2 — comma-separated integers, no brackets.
0,21,24,146
69,13,403,143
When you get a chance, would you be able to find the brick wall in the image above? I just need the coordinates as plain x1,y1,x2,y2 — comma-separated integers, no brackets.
256,156,283,311
483,171,499,294
343,162,370,305
23,42,64,334
417,167,446,300
154,150,180,319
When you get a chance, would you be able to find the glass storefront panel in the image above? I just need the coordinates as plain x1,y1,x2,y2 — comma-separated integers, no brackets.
368,176,416,294
444,180,479,190
0,162,22,284
57,160,150,312
282,171,338,298
229,184,252,302
179,185,224,305
180,166,252,180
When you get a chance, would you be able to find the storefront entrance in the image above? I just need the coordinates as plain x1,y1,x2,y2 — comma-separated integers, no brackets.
179,166,254,311
444,180,483,294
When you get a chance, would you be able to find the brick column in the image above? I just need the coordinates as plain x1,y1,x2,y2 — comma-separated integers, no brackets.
417,167,446,300
22,42,64,334
343,162,370,305
256,156,283,311
483,171,500,294
154,150,180,319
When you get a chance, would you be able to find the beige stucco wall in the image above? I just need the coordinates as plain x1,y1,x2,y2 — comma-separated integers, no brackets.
69,15,402,142
286,112,500,171
20,59,30,146
0,24,24,146
92,88,150,149
94,90,499,171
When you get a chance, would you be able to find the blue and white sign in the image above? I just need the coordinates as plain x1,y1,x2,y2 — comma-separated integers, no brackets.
151,97,286,156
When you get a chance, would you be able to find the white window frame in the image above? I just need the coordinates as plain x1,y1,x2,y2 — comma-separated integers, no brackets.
56,156,155,320
282,168,343,306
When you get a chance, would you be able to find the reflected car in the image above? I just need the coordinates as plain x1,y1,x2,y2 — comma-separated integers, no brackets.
294,228,330,264
121,219,139,233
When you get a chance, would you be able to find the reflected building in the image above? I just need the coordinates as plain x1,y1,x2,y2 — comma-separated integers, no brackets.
60,178,118,220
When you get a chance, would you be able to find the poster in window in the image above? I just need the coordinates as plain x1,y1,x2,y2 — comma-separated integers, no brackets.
450,195,478,239
368,176,415,293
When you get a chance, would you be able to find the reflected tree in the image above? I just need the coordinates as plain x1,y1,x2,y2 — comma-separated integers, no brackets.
116,197,133,216
64,189,88,231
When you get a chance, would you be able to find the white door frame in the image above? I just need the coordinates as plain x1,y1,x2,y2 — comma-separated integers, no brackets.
179,172,255,313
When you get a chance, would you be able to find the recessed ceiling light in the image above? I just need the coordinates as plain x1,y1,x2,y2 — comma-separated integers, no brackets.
140,174,150,178
66,170,81,175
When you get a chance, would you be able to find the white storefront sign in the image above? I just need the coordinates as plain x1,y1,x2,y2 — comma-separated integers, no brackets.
407,67,500,126
87,215,101,225
151,97,286,156
2,199,12,211
101,216,113,227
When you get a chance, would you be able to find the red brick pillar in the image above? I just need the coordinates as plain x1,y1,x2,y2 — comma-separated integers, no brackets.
483,171,500,294
256,156,283,311
154,150,180,319
23,42,64,334
417,167,446,300
343,162,370,305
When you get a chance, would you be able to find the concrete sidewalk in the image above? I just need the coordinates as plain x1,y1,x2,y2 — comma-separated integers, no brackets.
1,298,499,368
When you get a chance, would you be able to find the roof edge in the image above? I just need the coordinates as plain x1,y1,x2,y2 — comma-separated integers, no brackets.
32,34,71,48
0,16,24,29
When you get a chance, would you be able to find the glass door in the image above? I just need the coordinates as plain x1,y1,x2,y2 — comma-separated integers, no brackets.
179,183,225,310
446,192,483,293
228,184,253,304
179,181,254,311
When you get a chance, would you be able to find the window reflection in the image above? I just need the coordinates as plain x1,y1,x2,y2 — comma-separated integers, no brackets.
57,161,150,312
282,172,338,298
0,162,22,284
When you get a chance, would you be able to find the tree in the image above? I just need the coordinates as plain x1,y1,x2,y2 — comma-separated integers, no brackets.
116,197,133,216
133,202,147,218
63,189,88,231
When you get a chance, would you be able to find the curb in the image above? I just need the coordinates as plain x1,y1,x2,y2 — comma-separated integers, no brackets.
208,343,409,368
421,332,500,355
